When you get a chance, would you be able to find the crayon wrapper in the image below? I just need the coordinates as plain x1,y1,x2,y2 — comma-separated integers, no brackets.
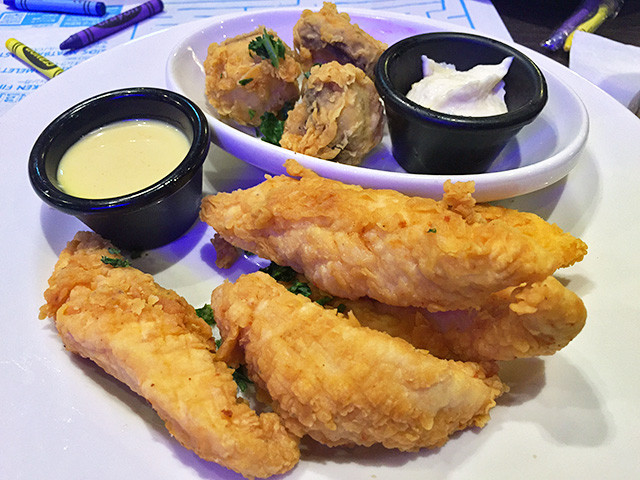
61,0,163,49
6,39,63,79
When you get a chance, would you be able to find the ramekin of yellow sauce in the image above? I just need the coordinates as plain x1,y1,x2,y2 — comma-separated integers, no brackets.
29,87,210,251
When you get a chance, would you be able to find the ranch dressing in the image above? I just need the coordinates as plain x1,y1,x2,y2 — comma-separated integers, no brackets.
406,55,513,117
57,119,190,199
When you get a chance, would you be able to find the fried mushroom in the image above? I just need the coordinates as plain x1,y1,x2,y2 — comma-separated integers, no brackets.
280,61,384,165
293,2,387,78
204,27,301,127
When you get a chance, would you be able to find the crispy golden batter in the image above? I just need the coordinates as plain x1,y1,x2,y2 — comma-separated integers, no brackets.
340,276,586,362
280,61,384,165
293,2,387,77
39,232,299,479
208,235,586,362
204,27,301,127
212,272,506,451
243,263,586,363
200,160,587,312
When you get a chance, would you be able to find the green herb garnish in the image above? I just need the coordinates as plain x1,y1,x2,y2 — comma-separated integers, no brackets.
232,365,253,392
195,304,216,326
288,281,312,297
260,262,298,282
316,295,333,306
238,78,253,86
428,228,437,233
303,63,322,78
256,111,285,145
255,102,293,145
248,29,285,68
248,108,256,120
101,248,130,268
336,303,347,314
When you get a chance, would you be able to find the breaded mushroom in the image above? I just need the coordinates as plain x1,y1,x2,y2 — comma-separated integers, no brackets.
204,27,301,127
280,61,384,165
293,2,387,78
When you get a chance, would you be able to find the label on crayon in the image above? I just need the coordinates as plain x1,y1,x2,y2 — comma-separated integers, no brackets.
6,38,63,78
9,0,106,17
94,4,144,30
59,0,163,49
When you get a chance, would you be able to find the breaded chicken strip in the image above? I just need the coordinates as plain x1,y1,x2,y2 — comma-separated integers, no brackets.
280,61,384,165
339,276,587,362
39,232,299,479
293,2,387,78
242,261,586,363
212,272,506,451
442,181,586,271
200,160,587,312
204,27,301,127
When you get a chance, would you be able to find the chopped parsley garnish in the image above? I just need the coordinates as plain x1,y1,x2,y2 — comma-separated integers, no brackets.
101,248,130,268
238,78,253,86
315,295,333,306
427,228,437,233
248,108,256,120
256,111,285,145
260,262,298,282
288,281,312,297
232,365,253,392
248,29,286,68
255,102,293,145
336,303,347,313
195,304,216,326
303,63,322,78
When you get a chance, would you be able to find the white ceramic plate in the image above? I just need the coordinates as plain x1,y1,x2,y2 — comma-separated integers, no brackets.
4,8,640,480
166,8,589,202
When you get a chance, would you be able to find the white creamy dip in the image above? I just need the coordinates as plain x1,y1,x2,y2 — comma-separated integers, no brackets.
57,119,191,199
406,55,513,117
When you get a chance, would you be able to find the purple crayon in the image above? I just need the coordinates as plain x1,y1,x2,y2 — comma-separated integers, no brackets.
59,0,164,50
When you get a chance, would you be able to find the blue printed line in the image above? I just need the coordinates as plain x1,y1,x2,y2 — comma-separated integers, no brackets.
452,0,474,29
424,0,445,18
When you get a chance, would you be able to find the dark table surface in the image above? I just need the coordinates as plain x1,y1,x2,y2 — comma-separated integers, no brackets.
492,0,640,66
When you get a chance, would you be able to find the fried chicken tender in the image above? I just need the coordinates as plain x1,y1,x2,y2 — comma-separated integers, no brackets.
293,2,387,78
280,61,384,165
200,160,588,312
246,263,586,363
204,28,301,127
39,232,299,479
212,272,506,451
339,276,587,362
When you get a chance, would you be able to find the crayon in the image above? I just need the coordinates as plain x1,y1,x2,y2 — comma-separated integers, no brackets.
59,0,164,50
5,38,64,79
563,3,614,51
3,0,106,16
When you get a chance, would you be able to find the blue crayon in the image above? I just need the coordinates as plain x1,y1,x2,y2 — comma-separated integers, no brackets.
3,0,106,16
59,0,164,50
